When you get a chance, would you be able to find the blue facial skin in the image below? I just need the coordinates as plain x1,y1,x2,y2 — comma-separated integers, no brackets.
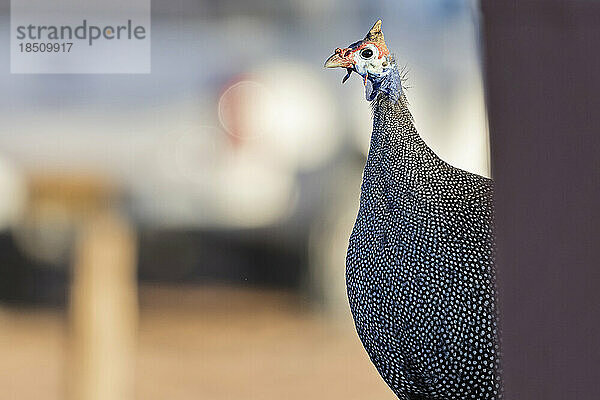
363,60,403,103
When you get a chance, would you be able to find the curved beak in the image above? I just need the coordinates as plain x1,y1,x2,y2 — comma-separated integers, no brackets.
324,51,354,69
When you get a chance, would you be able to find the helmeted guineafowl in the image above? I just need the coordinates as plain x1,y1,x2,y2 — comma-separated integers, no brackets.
325,20,502,400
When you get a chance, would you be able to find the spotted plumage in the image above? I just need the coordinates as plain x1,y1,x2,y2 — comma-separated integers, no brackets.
326,21,501,399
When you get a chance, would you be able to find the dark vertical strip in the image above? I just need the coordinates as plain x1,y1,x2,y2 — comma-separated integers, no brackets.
480,1,600,399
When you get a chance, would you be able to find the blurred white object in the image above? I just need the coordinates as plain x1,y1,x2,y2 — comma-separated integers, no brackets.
148,124,297,229
219,70,341,172
0,157,25,231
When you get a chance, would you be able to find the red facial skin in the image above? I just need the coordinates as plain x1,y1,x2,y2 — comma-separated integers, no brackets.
324,40,391,86
332,41,390,66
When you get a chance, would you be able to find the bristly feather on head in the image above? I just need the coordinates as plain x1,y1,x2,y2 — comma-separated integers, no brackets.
324,20,408,103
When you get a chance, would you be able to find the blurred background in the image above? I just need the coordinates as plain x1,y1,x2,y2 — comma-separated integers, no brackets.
0,1,490,399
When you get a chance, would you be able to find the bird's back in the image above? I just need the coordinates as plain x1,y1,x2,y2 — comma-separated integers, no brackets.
346,94,501,400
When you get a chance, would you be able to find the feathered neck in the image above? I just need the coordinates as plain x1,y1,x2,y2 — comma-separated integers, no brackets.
370,92,415,138
371,91,411,118
368,92,434,164
362,92,439,199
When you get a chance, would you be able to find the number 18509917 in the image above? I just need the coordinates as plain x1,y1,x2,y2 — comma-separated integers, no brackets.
19,42,73,52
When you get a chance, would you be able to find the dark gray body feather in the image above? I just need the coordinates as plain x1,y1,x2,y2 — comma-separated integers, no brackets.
346,94,501,400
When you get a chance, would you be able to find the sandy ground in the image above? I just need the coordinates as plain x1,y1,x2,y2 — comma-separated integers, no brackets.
0,285,395,400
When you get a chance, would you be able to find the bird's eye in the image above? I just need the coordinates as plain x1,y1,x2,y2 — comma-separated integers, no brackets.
361,48,374,59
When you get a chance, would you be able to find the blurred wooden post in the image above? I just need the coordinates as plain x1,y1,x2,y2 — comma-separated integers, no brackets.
481,1,600,398
68,212,138,400
22,172,138,400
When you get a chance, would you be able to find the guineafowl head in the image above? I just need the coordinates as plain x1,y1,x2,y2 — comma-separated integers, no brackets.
324,20,403,102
